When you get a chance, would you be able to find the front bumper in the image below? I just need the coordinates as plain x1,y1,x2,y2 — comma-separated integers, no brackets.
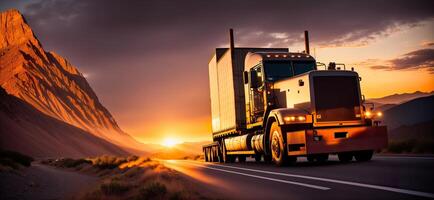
286,126,388,156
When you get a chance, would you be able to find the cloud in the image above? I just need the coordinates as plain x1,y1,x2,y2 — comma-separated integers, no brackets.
421,41,434,47
366,48,434,72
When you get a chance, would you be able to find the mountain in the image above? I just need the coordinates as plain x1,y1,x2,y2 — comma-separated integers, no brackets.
0,9,145,156
383,95,434,130
368,91,434,105
0,87,128,157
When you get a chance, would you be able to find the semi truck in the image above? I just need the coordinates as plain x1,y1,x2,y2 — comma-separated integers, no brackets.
203,29,388,166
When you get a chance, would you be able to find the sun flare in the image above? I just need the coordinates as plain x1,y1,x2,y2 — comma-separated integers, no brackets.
162,138,181,147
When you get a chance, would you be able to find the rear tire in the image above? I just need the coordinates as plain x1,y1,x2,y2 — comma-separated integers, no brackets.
264,154,272,163
222,142,235,163
254,154,262,162
338,152,353,162
317,154,329,163
238,155,246,162
270,122,288,166
204,149,209,162
354,150,373,162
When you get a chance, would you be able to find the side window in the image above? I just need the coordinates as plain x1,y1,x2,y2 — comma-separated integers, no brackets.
254,66,263,87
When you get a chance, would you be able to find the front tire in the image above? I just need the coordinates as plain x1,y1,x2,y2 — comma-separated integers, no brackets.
270,122,288,166
354,150,373,162
338,152,353,162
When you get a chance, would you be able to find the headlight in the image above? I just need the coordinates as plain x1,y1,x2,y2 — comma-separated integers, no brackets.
364,111,383,118
365,111,372,117
376,112,382,117
283,115,306,123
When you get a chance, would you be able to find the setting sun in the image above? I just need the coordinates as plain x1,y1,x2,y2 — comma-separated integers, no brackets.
162,138,181,147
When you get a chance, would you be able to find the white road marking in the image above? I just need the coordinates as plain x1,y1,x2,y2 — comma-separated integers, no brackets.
374,156,434,160
166,161,330,190
195,161,434,199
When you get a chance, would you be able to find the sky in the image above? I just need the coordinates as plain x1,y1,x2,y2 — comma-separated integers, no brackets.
1,0,433,144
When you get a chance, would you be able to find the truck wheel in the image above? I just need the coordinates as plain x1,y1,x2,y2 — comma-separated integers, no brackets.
307,154,328,163
204,149,209,162
338,152,353,162
222,142,235,163
238,155,246,162
270,122,288,166
254,154,262,162
307,156,315,163
317,154,329,163
287,156,297,165
354,150,373,162
264,154,272,163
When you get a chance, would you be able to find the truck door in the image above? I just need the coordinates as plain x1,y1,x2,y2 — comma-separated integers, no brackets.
249,66,265,122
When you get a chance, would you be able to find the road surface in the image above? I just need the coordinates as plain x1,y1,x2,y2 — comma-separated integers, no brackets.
161,155,434,200
0,163,97,200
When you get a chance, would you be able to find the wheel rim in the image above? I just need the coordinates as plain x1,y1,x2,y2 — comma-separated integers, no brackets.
271,131,281,160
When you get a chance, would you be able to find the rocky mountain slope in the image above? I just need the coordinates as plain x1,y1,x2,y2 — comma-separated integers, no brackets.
0,9,145,155
0,87,128,157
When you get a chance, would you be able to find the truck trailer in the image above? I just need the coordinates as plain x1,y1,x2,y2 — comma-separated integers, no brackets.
203,29,388,166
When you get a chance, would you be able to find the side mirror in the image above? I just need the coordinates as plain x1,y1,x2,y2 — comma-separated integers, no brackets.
243,71,249,84
249,70,258,89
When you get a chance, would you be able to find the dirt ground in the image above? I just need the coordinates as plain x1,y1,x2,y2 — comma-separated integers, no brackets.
0,162,98,200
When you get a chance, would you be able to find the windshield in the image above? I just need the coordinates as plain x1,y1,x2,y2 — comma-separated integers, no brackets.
264,60,316,81
264,61,293,81
293,61,316,75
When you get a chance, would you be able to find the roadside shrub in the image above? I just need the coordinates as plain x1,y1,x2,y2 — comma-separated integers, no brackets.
61,158,91,168
0,150,33,167
93,155,128,169
127,155,139,162
137,181,167,200
100,181,130,195
387,139,434,154
169,191,190,200
388,140,416,153
0,158,20,169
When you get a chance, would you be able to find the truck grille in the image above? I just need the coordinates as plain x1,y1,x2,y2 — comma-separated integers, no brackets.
313,76,361,122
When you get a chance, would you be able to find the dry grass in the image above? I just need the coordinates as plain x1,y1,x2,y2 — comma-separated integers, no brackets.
43,155,213,200
0,150,33,171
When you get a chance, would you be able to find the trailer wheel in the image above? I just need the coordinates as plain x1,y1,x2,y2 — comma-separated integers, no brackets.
354,150,373,162
238,155,246,162
221,142,234,163
338,152,353,162
264,154,272,163
204,149,209,162
270,122,288,166
254,154,262,162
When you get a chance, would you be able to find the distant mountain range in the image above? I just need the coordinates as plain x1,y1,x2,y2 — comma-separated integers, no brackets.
0,9,145,157
150,141,209,159
368,91,434,105
383,95,434,130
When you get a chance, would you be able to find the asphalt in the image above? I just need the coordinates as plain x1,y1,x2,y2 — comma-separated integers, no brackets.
160,155,434,200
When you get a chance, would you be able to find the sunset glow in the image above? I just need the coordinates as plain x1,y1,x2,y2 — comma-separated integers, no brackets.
162,137,181,148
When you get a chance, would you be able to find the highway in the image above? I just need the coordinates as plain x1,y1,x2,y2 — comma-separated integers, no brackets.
160,155,434,200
